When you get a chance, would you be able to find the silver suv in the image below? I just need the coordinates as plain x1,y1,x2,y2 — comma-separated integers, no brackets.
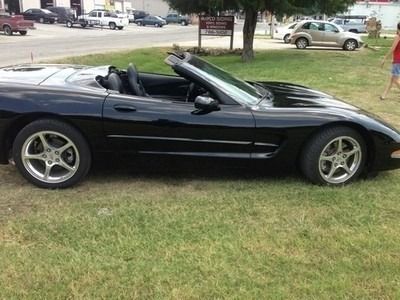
290,20,363,51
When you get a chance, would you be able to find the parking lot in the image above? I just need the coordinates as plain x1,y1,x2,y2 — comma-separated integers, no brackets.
0,22,202,65
0,21,290,66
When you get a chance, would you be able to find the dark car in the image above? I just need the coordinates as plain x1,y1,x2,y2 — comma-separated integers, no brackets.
1,53,400,188
0,13,35,35
23,8,58,23
135,15,166,27
46,7,75,23
165,13,190,26
132,10,148,20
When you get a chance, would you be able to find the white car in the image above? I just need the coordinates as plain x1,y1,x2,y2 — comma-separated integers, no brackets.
274,22,298,43
85,10,129,30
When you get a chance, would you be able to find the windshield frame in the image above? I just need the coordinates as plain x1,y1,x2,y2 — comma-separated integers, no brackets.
182,55,266,106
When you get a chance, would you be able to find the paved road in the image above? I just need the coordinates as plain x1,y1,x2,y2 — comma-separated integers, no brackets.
0,22,284,66
0,23,202,66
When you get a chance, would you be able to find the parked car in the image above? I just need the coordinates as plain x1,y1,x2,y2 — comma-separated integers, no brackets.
82,9,129,30
1,52,400,188
135,15,166,27
0,13,35,35
132,10,148,20
22,8,58,24
274,22,297,43
165,13,190,26
331,15,367,33
290,20,363,51
46,7,75,24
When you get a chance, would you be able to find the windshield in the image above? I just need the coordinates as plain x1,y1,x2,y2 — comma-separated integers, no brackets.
185,56,265,105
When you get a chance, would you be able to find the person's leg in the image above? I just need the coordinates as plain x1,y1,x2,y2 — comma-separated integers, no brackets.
381,76,395,100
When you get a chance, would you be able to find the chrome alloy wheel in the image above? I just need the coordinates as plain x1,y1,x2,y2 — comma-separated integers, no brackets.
21,131,80,184
345,40,357,51
319,136,362,184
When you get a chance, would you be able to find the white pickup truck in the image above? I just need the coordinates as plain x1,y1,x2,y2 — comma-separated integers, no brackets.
85,10,129,30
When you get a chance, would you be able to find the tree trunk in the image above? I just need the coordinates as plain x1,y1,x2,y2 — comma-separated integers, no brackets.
242,8,258,62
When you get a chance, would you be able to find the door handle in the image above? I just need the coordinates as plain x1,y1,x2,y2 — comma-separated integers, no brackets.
113,104,137,112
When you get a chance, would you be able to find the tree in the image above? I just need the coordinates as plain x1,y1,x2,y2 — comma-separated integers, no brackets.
164,0,357,61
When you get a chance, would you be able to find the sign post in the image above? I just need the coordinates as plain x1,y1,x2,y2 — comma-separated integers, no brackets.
198,16,235,50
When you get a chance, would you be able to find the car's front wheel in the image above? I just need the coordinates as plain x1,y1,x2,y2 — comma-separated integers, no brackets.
109,22,116,30
343,39,358,51
137,21,142,26
300,126,366,185
295,37,308,49
66,20,73,28
12,119,91,189
19,31,27,35
117,26,123,30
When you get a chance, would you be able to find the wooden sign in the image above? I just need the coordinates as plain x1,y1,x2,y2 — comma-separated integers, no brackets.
198,16,235,49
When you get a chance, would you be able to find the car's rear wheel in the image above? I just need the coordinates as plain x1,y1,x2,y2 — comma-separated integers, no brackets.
19,31,27,35
80,23,87,28
300,126,366,185
181,20,187,26
283,34,290,44
12,119,91,189
3,25,12,36
109,22,116,30
117,26,123,30
295,37,308,49
66,20,73,28
39,17,44,23
343,39,358,51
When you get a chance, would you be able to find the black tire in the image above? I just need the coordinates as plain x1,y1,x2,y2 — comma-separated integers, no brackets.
39,17,44,23
66,20,73,28
155,23,160,27
19,31,27,35
12,119,92,189
109,22,116,30
343,39,358,51
137,21,142,26
295,37,308,49
3,25,12,36
49,20,55,24
181,20,187,26
117,26,123,30
80,23,87,28
283,34,290,44
300,126,367,186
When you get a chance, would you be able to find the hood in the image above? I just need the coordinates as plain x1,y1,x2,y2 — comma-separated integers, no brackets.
257,81,359,111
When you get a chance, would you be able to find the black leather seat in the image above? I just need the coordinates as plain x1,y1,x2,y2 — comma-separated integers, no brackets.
107,73,124,93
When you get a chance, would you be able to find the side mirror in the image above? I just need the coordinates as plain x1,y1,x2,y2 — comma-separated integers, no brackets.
194,96,219,112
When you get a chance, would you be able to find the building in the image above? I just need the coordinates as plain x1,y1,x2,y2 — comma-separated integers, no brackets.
2,0,132,15
130,0,170,16
347,1,400,29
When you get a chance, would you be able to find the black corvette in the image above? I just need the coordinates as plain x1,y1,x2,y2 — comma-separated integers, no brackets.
0,52,400,188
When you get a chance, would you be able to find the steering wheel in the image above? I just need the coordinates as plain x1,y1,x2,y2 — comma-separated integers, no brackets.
127,63,146,96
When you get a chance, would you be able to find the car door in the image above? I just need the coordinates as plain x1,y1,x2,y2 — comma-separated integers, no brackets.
103,93,255,158
323,23,341,46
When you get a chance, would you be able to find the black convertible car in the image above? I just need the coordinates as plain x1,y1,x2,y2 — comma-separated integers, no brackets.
0,52,400,188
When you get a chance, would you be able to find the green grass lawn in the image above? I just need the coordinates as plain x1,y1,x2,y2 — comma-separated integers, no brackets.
1,39,400,299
